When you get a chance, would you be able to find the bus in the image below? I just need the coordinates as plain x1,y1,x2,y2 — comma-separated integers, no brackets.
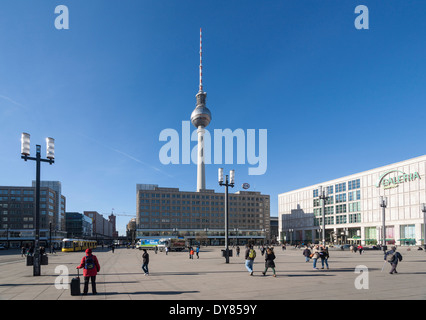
62,239,97,252
136,238,160,250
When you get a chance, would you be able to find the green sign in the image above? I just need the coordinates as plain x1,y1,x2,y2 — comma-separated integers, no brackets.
376,169,421,189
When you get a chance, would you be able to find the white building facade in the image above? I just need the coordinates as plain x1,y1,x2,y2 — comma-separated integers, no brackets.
279,155,426,247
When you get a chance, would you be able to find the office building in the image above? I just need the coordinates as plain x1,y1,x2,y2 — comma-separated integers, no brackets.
136,184,270,245
65,212,93,238
0,184,66,248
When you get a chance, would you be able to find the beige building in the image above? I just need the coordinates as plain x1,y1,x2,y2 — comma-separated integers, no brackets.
279,155,426,247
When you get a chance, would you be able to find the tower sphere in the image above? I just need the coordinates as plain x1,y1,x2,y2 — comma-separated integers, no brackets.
191,91,211,128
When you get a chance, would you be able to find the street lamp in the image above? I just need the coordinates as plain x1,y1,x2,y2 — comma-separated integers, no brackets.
21,133,55,276
288,228,294,245
422,203,426,251
218,168,234,263
318,186,329,246
379,196,388,253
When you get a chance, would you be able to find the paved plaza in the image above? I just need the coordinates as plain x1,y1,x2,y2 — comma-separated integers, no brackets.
1,246,426,301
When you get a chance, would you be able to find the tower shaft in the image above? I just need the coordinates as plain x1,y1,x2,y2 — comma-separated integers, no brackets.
197,126,206,192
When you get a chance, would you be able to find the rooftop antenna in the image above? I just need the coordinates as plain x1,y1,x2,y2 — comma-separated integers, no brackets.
199,28,203,92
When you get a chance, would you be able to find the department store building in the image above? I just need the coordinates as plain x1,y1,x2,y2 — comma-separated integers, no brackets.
279,155,426,247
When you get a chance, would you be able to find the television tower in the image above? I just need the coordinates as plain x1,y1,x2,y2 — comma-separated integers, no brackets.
191,28,211,192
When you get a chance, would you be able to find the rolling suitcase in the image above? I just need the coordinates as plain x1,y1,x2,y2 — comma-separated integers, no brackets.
70,269,81,296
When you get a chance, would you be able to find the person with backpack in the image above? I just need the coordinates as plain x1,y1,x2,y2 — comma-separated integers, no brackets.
244,244,256,276
384,246,403,274
303,246,312,263
76,248,100,295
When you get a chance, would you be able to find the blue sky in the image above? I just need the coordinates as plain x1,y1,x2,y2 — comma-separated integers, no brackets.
1,1,425,235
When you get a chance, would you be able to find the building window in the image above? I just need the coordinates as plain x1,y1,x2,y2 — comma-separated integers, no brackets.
349,213,361,223
348,179,361,190
336,215,347,224
335,193,346,203
336,204,347,214
348,190,361,201
335,183,346,193
348,202,361,212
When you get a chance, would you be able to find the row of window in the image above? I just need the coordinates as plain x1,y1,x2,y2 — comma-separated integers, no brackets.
314,213,362,226
0,190,55,196
140,212,262,218
140,192,267,202
313,202,362,215
313,179,361,198
313,191,361,207
0,197,55,203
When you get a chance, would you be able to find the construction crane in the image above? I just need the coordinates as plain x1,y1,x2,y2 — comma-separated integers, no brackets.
101,209,136,218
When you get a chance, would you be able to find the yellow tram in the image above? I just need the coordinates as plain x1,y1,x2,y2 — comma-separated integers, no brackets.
62,239,97,252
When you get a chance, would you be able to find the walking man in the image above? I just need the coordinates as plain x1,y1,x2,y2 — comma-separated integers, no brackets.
384,246,403,274
303,246,311,263
142,249,149,275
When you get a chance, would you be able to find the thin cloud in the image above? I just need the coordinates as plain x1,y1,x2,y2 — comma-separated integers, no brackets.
78,133,174,179
0,94,27,110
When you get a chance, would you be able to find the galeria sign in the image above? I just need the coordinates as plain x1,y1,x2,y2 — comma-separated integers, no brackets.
376,169,421,189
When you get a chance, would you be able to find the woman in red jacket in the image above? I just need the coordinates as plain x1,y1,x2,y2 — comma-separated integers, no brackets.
76,248,100,295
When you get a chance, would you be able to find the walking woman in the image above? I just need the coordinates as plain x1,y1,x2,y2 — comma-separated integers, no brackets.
262,247,276,277
319,247,329,270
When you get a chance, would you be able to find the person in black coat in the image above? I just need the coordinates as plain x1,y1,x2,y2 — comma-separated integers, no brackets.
303,247,311,262
262,247,276,277
384,246,403,274
142,249,149,275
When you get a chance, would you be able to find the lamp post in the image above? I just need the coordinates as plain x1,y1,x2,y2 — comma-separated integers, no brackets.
233,228,239,246
422,203,426,251
318,186,329,246
218,168,234,263
21,133,55,276
379,196,388,253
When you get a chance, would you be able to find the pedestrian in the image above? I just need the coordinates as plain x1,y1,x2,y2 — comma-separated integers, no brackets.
312,245,320,270
244,244,256,276
190,247,195,259
155,246,158,254
260,245,265,256
76,248,100,295
196,246,200,259
165,246,169,255
357,245,363,255
303,246,311,263
384,246,403,274
111,244,115,253
21,246,26,257
142,249,149,275
236,245,240,257
262,247,276,277
319,247,329,270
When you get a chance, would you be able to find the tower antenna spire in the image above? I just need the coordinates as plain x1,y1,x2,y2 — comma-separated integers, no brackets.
199,28,203,92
